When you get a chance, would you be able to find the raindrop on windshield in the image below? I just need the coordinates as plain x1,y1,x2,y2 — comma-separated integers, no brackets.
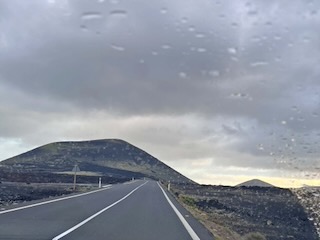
160,8,168,14
111,44,125,51
109,0,119,4
227,48,237,54
209,70,220,77
188,26,195,32
197,48,207,53
109,10,128,17
247,10,258,16
162,44,172,50
250,61,269,67
81,12,103,20
179,72,187,79
180,17,188,24
265,21,272,26
231,22,238,27
195,33,206,38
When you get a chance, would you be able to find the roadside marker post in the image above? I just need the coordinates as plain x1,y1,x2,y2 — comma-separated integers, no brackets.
98,177,102,188
72,164,80,191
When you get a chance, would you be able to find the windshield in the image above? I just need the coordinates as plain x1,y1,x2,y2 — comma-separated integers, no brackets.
0,1,319,240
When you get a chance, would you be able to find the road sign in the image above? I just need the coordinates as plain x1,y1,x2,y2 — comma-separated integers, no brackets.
72,165,80,172
72,164,80,191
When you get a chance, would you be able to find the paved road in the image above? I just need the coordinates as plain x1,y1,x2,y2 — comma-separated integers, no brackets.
0,180,213,240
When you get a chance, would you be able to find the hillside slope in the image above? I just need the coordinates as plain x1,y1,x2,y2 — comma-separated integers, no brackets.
236,179,274,188
0,139,194,184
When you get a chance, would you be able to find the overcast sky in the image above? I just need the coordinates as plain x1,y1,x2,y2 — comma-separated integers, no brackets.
1,0,319,187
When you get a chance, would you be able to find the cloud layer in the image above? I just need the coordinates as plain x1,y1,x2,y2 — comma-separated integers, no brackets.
1,0,319,185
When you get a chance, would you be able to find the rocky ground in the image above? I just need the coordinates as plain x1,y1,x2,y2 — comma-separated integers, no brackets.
1,179,318,240
170,183,319,240
292,187,320,238
0,182,78,210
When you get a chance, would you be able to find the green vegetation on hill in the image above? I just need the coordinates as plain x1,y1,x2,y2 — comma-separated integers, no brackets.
0,139,194,184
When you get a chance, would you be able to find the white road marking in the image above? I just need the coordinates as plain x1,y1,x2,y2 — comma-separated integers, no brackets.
123,180,137,185
52,181,148,240
0,186,112,215
157,182,200,240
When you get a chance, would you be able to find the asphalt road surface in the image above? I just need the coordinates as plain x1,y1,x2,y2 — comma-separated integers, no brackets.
0,180,213,240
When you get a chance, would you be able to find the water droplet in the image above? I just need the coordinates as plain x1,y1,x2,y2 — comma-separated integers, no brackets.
81,12,103,20
188,26,195,32
231,93,248,98
162,44,171,49
160,8,168,14
80,25,88,31
291,138,295,142
231,57,239,62
273,35,282,41
111,44,125,51
291,106,298,111
251,36,261,42
231,22,238,27
180,17,188,24
312,112,319,117
195,33,206,38
250,61,269,67
109,0,119,4
310,10,318,15
227,48,237,54
258,144,264,151
197,48,207,53
209,70,220,77
109,10,127,17
152,51,158,56
179,72,187,78
265,21,272,26
281,120,287,125
303,36,310,43
247,10,258,16
274,56,282,62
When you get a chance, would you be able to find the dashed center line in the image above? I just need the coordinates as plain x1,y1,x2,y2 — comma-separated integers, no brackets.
52,181,148,240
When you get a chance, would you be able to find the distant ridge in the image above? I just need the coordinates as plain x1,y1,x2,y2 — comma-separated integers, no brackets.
236,179,274,188
0,139,194,184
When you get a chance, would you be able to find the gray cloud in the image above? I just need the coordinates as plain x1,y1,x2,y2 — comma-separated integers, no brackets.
0,0,319,184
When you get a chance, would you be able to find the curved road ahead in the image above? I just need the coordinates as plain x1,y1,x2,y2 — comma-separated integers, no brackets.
0,180,213,240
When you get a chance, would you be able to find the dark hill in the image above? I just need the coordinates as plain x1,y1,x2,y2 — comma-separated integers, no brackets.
0,139,194,184
236,179,274,188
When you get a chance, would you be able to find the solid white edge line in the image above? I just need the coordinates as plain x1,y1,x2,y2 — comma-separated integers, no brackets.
0,186,112,215
52,181,148,240
157,182,200,240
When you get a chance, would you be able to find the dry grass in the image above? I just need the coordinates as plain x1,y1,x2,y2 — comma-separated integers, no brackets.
177,193,242,240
